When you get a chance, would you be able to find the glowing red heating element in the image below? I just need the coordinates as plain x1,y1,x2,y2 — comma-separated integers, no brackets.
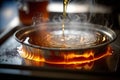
17,46,112,69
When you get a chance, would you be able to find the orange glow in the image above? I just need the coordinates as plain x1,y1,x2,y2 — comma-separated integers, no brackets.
45,46,112,65
47,62,94,70
17,45,112,69
24,59,44,67
45,50,95,64
17,45,45,62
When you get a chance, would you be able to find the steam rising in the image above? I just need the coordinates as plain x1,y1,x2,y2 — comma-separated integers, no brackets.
32,13,112,28
30,0,113,49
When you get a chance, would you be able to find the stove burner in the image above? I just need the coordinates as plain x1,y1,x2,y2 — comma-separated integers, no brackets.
17,45,112,69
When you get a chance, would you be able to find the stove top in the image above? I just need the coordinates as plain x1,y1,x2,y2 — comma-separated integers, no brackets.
0,29,120,80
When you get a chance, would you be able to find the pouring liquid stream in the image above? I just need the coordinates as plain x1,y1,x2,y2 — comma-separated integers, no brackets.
62,0,69,47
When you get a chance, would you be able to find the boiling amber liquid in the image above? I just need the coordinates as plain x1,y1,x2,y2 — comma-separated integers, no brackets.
22,29,109,48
